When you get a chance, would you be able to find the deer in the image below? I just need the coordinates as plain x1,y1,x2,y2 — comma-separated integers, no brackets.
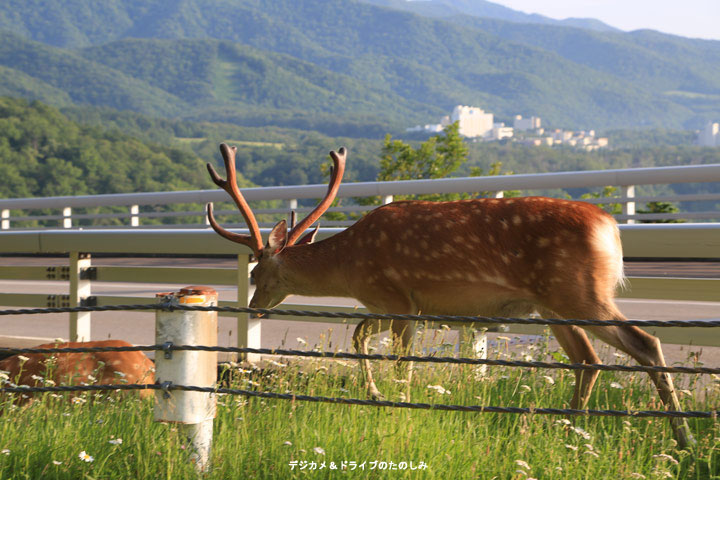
0,339,155,402
205,143,695,448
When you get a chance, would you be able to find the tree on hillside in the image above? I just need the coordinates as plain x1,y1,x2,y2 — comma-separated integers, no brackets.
372,122,506,203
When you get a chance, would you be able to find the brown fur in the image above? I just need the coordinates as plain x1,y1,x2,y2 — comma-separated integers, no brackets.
0,339,155,400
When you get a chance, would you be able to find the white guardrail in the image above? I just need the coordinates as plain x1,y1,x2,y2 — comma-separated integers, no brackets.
1,163,719,229
0,164,718,349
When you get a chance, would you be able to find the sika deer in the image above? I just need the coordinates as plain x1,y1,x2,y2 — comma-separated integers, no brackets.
206,143,694,448
0,340,155,401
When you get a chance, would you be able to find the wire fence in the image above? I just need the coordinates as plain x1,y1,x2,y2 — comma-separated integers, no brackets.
1,303,718,420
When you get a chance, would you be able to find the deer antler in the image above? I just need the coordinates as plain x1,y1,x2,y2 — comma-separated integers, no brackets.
286,147,347,246
206,143,263,256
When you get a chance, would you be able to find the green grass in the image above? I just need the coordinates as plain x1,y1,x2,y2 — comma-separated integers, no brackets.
1,337,719,480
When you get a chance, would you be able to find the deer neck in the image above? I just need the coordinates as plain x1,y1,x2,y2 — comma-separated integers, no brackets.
280,240,349,297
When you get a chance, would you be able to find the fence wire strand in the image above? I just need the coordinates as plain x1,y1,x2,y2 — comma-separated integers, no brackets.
0,382,716,419
1,301,718,421
0,302,718,328
1,344,719,375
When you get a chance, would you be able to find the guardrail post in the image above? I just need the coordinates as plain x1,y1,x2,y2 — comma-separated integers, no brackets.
1,209,9,230
493,191,504,199
623,185,636,224
130,205,140,227
63,207,72,229
155,286,218,473
237,254,261,363
69,252,91,342
382,195,394,205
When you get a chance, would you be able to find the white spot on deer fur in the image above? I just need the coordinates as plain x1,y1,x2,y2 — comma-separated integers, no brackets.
485,274,509,287
500,254,510,265
379,231,388,243
535,260,544,270
557,248,567,258
442,244,454,254
420,239,429,250
383,268,401,281
488,234,495,244
512,215,522,225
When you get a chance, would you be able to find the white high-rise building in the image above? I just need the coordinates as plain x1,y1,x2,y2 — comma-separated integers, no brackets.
450,105,494,138
513,115,542,131
697,121,720,147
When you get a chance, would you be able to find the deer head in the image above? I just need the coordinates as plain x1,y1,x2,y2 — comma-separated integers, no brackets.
206,143,346,308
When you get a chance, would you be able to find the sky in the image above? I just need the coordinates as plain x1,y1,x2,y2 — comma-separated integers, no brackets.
490,0,720,40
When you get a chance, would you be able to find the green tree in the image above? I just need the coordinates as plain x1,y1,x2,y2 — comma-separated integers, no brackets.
377,122,468,183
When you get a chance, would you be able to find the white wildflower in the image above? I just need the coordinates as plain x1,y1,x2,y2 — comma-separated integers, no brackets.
30,374,44,382
542,375,555,385
108,438,123,446
296,337,307,346
584,450,600,458
427,384,451,395
518,385,531,393
283,441,292,446
653,453,679,465
610,382,624,389
17,355,29,361
313,447,325,455
515,460,531,470
565,444,578,451
630,473,646,479
78,451,94,463
1,449,10,455
679,389,692,397
515,469,528,476
71,397,87,405
52,460,62,465
571,426,591,440
555,418,572,426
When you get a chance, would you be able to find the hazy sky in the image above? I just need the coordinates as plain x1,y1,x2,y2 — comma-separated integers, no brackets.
490,0,720,40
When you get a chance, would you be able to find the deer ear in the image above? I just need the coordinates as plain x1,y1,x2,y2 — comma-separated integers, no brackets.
266,220,288,254
296,225,319,245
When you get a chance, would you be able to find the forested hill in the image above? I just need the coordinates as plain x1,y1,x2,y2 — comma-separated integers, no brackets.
0,96,254,200
1,0,720,132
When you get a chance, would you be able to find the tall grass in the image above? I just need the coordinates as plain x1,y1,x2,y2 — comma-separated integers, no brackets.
1,333,718,480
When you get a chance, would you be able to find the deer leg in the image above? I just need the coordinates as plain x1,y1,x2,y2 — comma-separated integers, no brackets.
390,319,414,402
585,304,696,448
352,319,387,400
546,323,603,409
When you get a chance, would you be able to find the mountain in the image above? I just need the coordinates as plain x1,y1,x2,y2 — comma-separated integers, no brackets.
0,0,718,132
361,0,620,32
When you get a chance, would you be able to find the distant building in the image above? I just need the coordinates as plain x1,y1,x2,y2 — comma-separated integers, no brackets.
450,105,494,138
697,121,720,147
513,115,542,131
492,122,514,140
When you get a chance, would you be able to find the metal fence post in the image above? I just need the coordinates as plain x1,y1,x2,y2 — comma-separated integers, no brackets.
237,254,261,362
382,195,394,205
69,252,91,342
1,209,9,230
623,185,636,224
155,286,218,473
